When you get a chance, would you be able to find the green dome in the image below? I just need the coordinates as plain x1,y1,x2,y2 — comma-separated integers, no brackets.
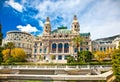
51,26,72,34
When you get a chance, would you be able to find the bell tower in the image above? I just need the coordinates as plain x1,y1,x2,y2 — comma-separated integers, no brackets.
71,15,80,34
43,17,51,35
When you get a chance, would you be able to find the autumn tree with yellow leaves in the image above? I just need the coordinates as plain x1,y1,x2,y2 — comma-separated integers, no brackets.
94,51,106,62
11,48,26,62
2,48,26,63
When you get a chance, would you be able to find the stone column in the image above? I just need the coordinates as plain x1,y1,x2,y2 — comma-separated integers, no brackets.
62,43,64,53
56,43,58,53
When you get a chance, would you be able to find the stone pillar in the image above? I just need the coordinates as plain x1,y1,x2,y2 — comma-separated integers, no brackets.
56,43,58,53
62,43,64,53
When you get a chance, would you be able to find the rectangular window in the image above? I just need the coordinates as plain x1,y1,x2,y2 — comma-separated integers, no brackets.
34,43,37,47
58,55,62,60
44,56,46,60
86,48,89,51
74,48,77,52
40,49,42,53
44,48,46,53
104,47,106,51
40,43,42,46
100,47,102,51
34,49,37,53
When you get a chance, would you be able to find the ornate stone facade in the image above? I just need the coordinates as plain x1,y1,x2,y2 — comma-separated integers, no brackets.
32,15,92,63
2,31,34,56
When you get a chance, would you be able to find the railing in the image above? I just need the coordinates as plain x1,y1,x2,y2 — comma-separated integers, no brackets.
0,65,112,70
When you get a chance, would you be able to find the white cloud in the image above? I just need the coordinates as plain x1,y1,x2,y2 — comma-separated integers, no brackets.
17,24,38,33
80,0,120,40
34,0,93,28
7,0,120,39
33,0,120,39
39,20,44,27
6,0,23,12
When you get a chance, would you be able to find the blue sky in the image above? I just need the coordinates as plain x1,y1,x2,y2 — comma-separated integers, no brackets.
0,0,120,40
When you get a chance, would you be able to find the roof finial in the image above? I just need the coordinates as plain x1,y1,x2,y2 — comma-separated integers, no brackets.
74,15,77,20
46,17,50,22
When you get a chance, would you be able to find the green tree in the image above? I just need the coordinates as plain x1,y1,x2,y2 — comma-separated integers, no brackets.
72,36,83,51
78,51,93,63
67,51,93,64
67,56,76,63
0,47,3,64
72,36,83,61
112,42,120,81
0,24,3,46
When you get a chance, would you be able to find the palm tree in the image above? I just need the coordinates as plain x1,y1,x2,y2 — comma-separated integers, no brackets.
4,42,15,57
72,35,83,51
71,35,83,61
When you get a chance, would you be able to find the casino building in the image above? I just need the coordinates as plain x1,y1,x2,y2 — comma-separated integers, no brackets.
32,15,92,63
3,15,120,63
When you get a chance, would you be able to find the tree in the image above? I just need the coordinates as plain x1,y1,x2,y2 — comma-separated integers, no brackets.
0,47,3,64
0,24,3,46
72,36,83,61
3,42,15,57
112,42,120,81
72,36,83,51
2,49,10,62
67,56,76,63
2,48,26,62
94,51,106,62
77,51,93,63
105,49,113,58
11,48,26,62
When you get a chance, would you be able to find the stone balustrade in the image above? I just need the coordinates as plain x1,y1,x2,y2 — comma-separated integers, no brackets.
0,65,112,71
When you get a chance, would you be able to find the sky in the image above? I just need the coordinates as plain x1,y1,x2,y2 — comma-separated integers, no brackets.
0,0,120,40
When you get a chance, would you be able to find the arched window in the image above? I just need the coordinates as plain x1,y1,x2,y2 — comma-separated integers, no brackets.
52,43,56,53
58,43,63,53
64,43,69,53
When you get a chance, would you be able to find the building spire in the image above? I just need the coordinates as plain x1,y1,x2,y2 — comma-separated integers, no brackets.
43,17,51,35
74,15,77,20
71,15,80,34
46,17,50,22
